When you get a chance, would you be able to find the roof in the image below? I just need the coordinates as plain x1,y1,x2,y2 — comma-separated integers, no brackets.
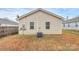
0,18,18,25
18,8,64,20
64,16,79,23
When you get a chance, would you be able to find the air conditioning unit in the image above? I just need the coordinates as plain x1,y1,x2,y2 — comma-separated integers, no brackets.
37,32,43,38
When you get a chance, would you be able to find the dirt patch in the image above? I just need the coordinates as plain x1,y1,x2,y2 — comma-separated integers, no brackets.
0,30,79,51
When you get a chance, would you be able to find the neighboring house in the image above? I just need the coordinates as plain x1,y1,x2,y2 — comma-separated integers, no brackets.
17,8,64,35
63,16,79,30
0,18,18,36
0,18,18,27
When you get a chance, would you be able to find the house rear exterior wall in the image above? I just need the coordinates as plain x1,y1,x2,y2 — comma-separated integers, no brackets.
64,22,79,30
19,11,62,35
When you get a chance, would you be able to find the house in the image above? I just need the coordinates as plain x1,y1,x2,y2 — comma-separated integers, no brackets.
17,8,64,35
63,16,79,30
0,18,18,36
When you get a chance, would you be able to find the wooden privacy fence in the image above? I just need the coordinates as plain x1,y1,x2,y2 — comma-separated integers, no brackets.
0,26,18,37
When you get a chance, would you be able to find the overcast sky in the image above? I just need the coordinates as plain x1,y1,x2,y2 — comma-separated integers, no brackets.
0,8,79,22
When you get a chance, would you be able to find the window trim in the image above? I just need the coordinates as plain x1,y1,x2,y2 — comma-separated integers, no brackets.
30,22,34,29
68,23,70,27
75,23,78,27
46,22,50,29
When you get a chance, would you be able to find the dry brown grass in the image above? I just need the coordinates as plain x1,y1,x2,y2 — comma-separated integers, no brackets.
0,30,79,51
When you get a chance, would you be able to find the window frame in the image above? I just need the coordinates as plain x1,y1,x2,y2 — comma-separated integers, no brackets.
68,23,70,27
30,22,34,29
45,22,50,29
75,23,78,27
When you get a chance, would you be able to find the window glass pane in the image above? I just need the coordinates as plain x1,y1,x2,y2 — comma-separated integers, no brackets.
46,22,50,29
75,23,78,27
46,22,50,25
30,22,34,29
46,26,50,29
68,23,70,27
30,22,34,26
30,26,34,29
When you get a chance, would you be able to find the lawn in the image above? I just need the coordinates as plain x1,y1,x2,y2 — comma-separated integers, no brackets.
0,30,79,51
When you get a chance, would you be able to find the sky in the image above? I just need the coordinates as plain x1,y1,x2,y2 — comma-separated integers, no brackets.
0,8,79,22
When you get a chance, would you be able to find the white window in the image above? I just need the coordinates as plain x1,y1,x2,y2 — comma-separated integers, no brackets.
68,23,70,27
30,22,34,29
46,22,50,29
75,23,78,27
